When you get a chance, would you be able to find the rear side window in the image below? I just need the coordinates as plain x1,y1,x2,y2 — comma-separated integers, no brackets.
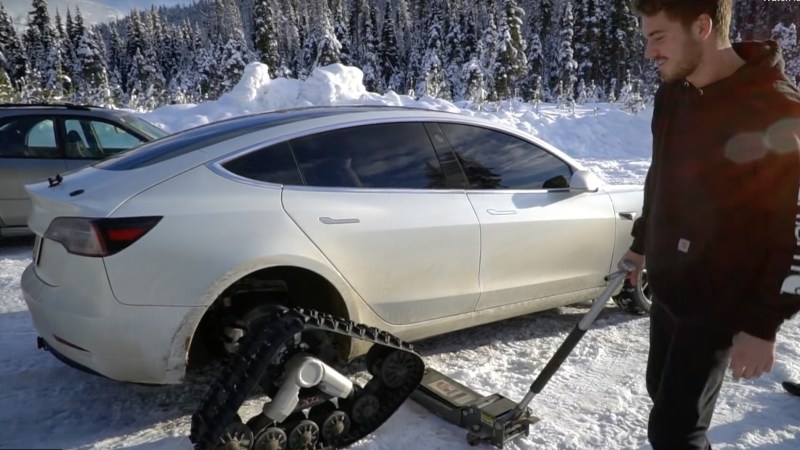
0,116,60,159
439,123,573,189
95,109,340,171
222,142,302,185
290,122,446,189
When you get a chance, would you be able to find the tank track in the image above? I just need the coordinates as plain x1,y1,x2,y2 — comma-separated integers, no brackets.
190,307,425,450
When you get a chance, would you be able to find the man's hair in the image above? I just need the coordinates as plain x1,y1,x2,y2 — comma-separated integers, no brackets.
632,0,733,44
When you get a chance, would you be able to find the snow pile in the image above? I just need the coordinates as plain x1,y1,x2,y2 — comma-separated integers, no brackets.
142,63,651,154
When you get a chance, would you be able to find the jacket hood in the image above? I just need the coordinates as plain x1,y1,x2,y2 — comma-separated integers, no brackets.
690,40,789,97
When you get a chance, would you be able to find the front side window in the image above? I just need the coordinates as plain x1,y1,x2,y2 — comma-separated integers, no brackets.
439,123,573,190
291,122,446,189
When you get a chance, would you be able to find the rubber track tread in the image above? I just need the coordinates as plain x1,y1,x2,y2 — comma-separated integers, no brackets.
190,307,424,450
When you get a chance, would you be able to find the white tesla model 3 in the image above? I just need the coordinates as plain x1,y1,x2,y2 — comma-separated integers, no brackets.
21,106,645,384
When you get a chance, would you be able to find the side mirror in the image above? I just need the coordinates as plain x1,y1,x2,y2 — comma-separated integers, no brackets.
569,170,602,191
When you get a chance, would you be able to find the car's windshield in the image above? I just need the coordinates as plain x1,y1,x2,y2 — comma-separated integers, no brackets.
119,115,170,140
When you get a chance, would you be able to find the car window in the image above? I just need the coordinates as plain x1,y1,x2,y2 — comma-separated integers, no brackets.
290,122,446,189
222,142,302,185
91,121,145,154
0,117,60,159
118,115,169,140
438,123,573,190
95,109,339,171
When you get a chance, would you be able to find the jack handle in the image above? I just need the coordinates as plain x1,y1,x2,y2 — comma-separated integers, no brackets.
512,260,635,419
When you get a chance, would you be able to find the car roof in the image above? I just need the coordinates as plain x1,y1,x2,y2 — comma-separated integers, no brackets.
95,105,583,172
0,103,130,117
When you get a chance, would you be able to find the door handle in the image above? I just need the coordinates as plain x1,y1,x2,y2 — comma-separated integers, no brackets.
618,211,638,221
319,217,360,225
487,209,517,215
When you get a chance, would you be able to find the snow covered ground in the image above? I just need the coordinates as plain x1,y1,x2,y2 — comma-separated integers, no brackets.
2,63,799,449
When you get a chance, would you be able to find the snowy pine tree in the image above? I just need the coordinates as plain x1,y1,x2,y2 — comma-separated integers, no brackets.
360,5,382,92
418,0,447,98
379,2,402,92
478,0,498,100
253,0,279,78
462,56,485,103
557,1,577,102
573,0,604,84
496,0,527,99
772,22,800,85
0,4,26,85
73,26,109,104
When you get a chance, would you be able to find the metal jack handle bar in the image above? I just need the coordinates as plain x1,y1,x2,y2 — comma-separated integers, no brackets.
513,261,635,418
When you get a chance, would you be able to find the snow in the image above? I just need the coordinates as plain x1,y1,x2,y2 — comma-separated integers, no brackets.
2,62,800,449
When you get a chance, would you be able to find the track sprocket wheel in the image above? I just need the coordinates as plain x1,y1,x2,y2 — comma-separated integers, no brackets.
253,426,287,450
286,419,319,449
217,419,254,450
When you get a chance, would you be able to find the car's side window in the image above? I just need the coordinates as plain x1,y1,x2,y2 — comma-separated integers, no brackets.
438,123,573,190
222,142,302,185
64,119,94,158
90,120,145,155
290,122,446,189
0,117,60,159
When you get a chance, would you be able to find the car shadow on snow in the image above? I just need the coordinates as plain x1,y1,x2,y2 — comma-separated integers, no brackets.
413,302,648,358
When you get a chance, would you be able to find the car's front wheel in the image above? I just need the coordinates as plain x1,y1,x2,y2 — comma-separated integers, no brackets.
613,270,651,315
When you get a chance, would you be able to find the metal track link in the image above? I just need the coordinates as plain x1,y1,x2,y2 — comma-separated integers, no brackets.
190,307,425,450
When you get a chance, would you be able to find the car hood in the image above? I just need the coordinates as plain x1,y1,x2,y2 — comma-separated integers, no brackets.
25,152,209,235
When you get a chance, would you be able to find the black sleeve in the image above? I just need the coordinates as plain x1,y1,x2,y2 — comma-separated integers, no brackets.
740,105,800,340
630,84,668,255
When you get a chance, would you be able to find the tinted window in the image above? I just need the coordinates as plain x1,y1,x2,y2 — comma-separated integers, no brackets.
0,116,59,159
291,122,446,189
439,123,573,189
222,142,302,185
95,109,339,171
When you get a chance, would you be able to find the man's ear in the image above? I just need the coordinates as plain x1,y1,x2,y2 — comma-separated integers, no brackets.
695,13,714,41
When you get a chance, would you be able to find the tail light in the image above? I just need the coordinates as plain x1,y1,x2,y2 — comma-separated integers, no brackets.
44,216,162,257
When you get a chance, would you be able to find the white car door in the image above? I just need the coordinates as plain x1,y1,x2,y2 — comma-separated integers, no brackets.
438,122,617,311
281,122,481,325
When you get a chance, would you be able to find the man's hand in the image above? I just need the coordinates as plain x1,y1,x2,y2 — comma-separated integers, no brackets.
618,250,645,285
729,332,775,380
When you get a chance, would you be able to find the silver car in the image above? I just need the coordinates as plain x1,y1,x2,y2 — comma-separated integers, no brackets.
0,103,168,237
21,106,645,384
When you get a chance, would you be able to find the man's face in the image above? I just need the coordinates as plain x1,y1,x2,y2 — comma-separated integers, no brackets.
642,10,703,83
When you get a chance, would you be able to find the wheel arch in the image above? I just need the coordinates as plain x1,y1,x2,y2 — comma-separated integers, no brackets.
184,261,361,368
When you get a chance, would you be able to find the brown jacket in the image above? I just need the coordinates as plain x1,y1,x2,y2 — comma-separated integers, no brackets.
632,41,800,340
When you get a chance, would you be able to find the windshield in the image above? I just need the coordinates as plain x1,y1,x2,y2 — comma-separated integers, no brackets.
119,115,170,140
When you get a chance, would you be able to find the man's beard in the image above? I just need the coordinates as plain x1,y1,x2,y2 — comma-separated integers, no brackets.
659,42,702,83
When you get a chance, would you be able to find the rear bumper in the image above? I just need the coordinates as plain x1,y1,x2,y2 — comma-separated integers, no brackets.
37,336,106,379
21,263,204,384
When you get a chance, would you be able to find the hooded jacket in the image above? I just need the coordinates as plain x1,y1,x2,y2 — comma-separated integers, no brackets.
631,41,800,340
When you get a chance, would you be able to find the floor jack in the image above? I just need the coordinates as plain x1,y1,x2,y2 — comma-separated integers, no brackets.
410,265,632,448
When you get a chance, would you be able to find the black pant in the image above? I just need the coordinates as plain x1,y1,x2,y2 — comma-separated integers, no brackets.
646,300,734,450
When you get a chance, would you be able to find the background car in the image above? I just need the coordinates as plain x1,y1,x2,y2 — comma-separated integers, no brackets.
0,103,169,237
21,106,645,384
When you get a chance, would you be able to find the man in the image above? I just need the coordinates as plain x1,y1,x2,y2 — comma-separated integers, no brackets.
620,1,800,448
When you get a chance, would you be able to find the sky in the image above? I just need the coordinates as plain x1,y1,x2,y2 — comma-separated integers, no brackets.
1,63,799,450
